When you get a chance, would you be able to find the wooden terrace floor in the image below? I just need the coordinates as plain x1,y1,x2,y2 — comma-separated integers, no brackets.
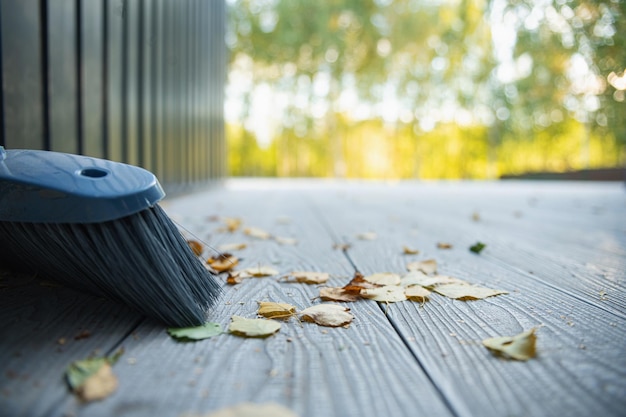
2,179,625,417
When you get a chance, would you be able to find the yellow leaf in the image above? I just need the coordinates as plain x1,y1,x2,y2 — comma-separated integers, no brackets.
482,328,537,361
228,316,281,338
406,259,437,274
257,302,296,319
360,286,407,303
290,271,329,284
299,304,354,327
187,240,204,256
244,227,271,240
405,286,431,302
363,272,401,286
223,217,242,233
217,242,248,252
433,283,508,300
239,266,279,277
437,242,453,249
207,254,239,273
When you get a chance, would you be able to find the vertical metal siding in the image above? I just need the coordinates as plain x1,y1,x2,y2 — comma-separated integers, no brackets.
0,0,226,189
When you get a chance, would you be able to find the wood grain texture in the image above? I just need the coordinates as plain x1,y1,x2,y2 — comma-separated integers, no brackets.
1,180,624,417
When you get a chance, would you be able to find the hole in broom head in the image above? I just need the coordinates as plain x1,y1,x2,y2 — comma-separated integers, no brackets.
79,168,109,178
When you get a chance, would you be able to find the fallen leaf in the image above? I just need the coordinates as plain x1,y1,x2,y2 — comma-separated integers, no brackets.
226,273,244,285
257,302,296,319
188,402,299,417
319,287,361,302
228,316,281,338
167,322,223,341
433,283,508,300
342,271,379,294
482,328,537,360
401,272,467,288
363,272,401,286
300,304,354,327
472,212,481,222
223,217,242,232
239,266,279,277
360,285,407,303
66,350,123,402
402,246,420,255
333,243,351,250
356,232,377,240
406,259,437,275
469,242,486,254
244,227,271,240
288,271,330,284
217,242,248,252
405,286,431,302
207,253,239,273
187,240,204,256
274,236,298,245
437,242,453,249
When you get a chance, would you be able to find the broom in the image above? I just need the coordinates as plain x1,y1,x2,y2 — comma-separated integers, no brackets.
0,147,221,327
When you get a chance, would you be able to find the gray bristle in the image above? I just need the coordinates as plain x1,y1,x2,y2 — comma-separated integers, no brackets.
0,205,222,327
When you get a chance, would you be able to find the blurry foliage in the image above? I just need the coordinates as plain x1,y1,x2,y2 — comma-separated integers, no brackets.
226,0,625,178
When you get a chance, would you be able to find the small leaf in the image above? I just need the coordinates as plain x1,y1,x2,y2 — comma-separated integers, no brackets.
342,271,379,293
356,232,377,240
240,266,279,277
244,227,271,240
300,304,354,327
405,286,431,302
402,246,420,255
223,217,242,232
319,287,361,302
187,240,204,256
289,271,330,284
469,242,486,254
360,286,407,303
228,316,281,338
167,322,223,341
257,302,296,319
217,242,247,252
483,328,537,361
406,259,437,275
363,272,401,286
433,283,508,300
274,236,298,245
437,242,453,249
207,253,239,273
66,351,123,402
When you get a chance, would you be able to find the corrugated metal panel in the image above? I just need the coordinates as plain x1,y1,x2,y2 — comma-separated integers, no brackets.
0,0,226,188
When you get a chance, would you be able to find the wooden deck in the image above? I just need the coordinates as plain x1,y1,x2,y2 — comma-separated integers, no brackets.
2,179,625,417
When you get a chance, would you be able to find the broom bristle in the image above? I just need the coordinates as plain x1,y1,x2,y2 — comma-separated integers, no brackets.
0,205,221,327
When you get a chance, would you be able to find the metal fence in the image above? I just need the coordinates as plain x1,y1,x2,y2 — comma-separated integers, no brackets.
0,0,226,188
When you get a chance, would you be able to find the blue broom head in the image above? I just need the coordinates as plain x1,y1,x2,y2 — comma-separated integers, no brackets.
0,148,221,327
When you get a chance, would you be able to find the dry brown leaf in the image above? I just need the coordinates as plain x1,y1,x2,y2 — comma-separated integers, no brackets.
342,272,380,294
482,328,537,361
406,259,438,275
207,253,239,273
300,304,354,327
226,273,244,285
257,302,296,319
402,246,420,255
437,242,453,249
217,242,248,252
223,217,242,232
433,283,508,300
76,363,118,402
360,286,407,303
333,243,351,251
186,402,299,417
319,287,361,302
289,271,330,285
244,227,271,240
405,286,431,302
363,272,401,286
187,240,204,256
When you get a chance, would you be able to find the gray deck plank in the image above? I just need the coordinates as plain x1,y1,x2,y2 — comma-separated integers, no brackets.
308,180,626,417
52,186,455,417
